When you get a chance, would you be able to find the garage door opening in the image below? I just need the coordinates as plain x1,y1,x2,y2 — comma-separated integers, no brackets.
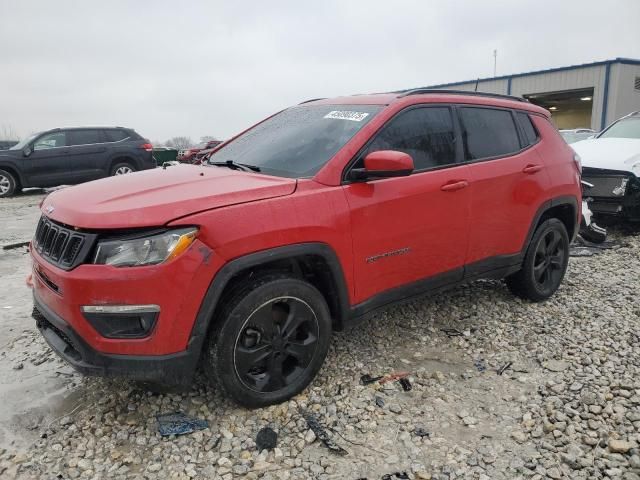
524,88,594,130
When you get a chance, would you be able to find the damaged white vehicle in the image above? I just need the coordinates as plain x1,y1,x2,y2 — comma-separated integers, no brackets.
572,111,640,222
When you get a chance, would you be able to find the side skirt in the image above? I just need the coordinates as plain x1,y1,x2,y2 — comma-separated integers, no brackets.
344,253,523,329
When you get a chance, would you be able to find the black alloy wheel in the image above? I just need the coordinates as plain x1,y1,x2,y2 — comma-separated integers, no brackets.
532,229,565,291
204,275,332,407
234,297,319,393
506,218,569,301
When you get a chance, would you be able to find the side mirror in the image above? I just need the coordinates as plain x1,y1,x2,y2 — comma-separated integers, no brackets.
23,146,32,157
349,150,414,181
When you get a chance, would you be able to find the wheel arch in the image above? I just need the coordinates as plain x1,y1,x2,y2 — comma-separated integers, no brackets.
109,155,139,173
187,243,351,365
0,163,25,189
523,196,579,251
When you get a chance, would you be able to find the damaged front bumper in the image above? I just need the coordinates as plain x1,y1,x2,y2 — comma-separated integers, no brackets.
582,167,640,222
32,293,199,384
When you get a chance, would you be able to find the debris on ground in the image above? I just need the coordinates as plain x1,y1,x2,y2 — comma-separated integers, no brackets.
570,237,620,257
360,373,383,385
473,358,486,372
413,427,430,438
255,426,278,450
301,411,348,456
2,240,30,250
398,377,412,391
379,371,409,384
375,396,385,408
381,472,410,479
441,327,463,337
497,361,513,375
156,412,208,437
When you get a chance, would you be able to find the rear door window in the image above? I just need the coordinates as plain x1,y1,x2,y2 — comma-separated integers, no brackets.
103,129,130,142
359,106,457,171
69,129,102,146
459,107,521,160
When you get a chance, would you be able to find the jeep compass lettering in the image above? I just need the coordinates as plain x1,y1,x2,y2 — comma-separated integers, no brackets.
30,91,581,407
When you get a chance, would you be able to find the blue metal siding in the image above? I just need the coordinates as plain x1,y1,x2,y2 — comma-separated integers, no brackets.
600,63,611,130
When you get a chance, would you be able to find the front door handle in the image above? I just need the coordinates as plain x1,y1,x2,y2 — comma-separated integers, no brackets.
440,180,469,192
522,164,543,174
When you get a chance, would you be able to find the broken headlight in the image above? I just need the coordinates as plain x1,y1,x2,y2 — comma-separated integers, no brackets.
93,228,198,267
612,178,629,197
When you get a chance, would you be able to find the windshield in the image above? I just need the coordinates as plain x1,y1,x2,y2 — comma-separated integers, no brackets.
10,132,40,150
598,117,640,140
207,104,382,178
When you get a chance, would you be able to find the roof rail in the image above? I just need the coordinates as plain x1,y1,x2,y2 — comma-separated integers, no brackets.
299,98,326,104
396,89,529,103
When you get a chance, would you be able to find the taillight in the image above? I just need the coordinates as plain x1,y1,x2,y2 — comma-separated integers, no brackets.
140,143,153,152
573,152,582,175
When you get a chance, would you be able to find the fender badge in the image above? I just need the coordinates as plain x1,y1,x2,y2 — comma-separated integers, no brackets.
46,205,54,215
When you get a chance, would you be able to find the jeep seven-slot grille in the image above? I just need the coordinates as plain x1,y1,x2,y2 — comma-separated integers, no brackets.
33,216,94,269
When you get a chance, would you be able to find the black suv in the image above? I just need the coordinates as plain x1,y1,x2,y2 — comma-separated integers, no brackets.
0,127,155,197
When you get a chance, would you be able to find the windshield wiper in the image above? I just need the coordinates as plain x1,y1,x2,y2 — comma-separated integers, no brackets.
209,160,261,172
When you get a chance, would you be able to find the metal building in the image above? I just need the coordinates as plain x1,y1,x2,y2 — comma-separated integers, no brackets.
425,58,640,131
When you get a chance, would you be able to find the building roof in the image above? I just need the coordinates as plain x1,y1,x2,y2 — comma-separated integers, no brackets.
425,57,640,89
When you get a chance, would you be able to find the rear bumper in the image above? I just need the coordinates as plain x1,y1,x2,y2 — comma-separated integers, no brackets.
33,292,198,384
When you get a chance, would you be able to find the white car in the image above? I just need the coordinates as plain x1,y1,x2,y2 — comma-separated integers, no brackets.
571,111,640,222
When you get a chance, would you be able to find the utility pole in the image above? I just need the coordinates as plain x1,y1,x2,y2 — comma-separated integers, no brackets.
493,49,497,77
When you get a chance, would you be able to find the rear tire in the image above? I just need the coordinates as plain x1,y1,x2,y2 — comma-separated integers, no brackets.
203,275,332,408
506,218,569,302
110,162,136,176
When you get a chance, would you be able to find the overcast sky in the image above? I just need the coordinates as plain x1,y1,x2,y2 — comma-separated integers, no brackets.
2,0,639,143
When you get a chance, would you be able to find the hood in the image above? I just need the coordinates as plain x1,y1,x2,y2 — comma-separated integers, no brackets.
571,138,640,175
0,149,21,159
43,164,297,229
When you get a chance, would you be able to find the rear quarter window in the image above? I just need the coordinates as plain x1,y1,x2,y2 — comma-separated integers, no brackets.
459,107,521,160
516,112,539,146
103,129,130,142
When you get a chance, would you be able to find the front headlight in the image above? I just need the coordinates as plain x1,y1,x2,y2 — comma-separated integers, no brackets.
93,227,198,267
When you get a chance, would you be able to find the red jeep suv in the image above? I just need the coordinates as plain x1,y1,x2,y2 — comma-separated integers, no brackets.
30,90,581,407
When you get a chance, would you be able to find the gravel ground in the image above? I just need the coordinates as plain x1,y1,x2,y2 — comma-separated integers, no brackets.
1,191,639,480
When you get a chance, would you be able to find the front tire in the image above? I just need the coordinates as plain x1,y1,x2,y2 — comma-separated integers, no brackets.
0,169,17,198
204,275,332,407
506,218,569,302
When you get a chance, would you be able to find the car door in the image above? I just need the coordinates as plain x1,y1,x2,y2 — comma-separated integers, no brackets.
342,105,471,305
66,129,108,182
460,107,551,273
24,131,71,187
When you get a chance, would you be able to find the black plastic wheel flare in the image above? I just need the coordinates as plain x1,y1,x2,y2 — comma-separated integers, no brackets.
234,298,319,393
533,229,565,290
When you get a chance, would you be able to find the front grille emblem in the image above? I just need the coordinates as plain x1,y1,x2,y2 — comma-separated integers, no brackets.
46,205,55,214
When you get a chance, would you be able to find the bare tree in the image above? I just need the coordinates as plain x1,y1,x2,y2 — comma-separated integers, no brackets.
0,125,20,140
165,136,194,149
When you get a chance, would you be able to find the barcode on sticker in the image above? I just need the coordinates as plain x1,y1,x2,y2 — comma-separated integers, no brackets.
324,111,369,122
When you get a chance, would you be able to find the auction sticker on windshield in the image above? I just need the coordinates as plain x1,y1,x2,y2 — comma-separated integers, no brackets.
324,110,370,122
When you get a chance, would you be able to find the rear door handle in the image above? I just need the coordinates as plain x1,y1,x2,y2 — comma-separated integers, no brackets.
522,164,543,174
440,180,469,192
